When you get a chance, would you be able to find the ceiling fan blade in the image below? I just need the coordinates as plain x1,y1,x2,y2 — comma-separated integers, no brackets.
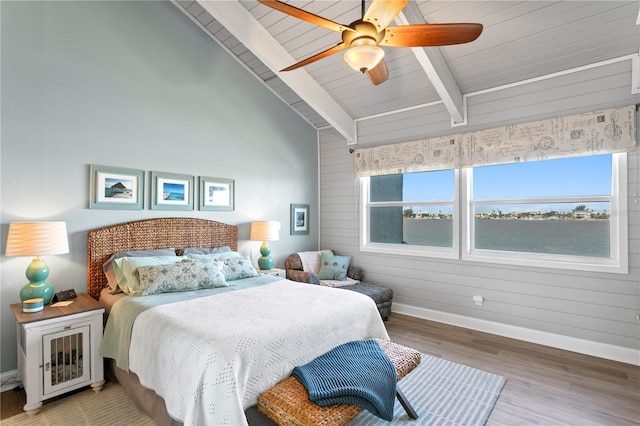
381,23,483,47
281,43,346,72
258,0,352,33
363,0,409,32
366,58,389,85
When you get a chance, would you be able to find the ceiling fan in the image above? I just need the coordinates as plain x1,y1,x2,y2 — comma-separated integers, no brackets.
258,0,483,85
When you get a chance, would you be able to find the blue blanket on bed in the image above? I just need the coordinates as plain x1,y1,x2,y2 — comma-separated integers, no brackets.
292,340,397,421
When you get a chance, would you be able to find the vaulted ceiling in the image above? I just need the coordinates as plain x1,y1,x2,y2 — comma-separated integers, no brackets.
174,1,640,143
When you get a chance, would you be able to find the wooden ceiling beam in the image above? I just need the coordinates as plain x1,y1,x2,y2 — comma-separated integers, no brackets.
397,1,466,125
197,0,356,142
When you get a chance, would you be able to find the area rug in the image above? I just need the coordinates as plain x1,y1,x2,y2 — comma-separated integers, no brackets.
2,355,505,426
0,382,153,426
351,353,506,425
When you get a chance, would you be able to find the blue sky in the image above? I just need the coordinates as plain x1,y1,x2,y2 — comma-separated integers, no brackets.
403,154,612,215
163,182,185,196
105,177,132,189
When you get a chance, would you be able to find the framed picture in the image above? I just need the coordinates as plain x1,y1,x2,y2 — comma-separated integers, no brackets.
290,203,309,235
89,165,144,210
199,177,234,211
151,171,194,211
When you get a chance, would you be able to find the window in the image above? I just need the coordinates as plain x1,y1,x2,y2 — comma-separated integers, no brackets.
361,169,459,259
361,153,628,273
463,153,627,273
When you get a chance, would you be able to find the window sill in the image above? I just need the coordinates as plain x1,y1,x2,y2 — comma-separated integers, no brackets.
463,249,629,274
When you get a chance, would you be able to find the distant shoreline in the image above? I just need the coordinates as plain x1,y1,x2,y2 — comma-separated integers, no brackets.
404,217,609,221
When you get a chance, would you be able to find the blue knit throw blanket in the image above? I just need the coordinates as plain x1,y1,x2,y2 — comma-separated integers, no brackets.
292,340,397,421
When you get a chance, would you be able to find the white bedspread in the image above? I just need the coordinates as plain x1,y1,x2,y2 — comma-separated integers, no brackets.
128,279,389,425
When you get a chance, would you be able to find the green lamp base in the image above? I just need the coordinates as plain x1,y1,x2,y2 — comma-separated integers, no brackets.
258,241,274,270
258,256,274,270
20,282,55,305
20,256,55,304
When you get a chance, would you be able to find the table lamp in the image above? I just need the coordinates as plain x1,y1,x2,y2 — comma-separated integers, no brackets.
250,220,280,270
5,221,69,304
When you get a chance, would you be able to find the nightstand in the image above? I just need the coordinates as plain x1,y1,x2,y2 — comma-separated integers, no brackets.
10,293,105,415
259,268,285,278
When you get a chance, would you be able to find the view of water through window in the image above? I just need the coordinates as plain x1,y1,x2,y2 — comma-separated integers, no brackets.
401,219,610,257
373,154,613,258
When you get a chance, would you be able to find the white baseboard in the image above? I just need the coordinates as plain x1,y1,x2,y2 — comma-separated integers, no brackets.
392,303,640,366
1,369,21,392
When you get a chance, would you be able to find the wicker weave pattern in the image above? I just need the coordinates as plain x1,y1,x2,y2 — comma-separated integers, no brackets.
375,339,421,381
87,218,238,300
257,339,421,426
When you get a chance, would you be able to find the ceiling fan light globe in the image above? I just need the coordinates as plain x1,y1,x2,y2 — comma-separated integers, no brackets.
343,44,384,73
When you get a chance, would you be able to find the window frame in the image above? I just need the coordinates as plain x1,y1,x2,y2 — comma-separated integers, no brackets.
360,170,460,259
461,153,628,274
359,153,628,274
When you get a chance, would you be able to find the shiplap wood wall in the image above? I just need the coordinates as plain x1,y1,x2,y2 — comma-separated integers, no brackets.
319,59,640,361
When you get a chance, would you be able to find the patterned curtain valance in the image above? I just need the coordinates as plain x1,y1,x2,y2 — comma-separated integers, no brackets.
354,105,637,177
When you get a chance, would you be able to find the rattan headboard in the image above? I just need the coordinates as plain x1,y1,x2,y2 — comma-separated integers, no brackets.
87,218,238,300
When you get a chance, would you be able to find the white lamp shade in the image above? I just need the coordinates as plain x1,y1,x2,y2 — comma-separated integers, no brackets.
343,44,385,73
250,221,280,241
5,222,70,257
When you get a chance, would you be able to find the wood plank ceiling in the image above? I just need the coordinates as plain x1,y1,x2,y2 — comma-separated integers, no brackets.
175,1,640,143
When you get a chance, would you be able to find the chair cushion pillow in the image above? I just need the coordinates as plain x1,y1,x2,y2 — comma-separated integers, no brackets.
318,252,350,281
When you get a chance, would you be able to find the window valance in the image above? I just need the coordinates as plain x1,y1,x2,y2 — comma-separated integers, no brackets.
353,105,636,177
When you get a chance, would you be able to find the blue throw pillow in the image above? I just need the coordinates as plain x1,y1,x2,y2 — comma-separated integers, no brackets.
318,252,350,280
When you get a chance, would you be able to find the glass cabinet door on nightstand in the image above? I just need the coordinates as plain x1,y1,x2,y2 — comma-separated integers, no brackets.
42,324,90,396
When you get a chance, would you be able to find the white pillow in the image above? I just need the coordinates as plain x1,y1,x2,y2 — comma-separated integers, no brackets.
186,251,244,261
102,248,176,293
297,250,332,274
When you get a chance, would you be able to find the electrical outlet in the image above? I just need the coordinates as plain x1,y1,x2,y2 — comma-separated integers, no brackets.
473,295,484,306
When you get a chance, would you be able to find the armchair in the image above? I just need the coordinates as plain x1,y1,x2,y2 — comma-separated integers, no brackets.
284,250,364,284
284,251,393,320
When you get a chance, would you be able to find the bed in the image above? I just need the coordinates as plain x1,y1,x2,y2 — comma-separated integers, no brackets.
87,218,389,426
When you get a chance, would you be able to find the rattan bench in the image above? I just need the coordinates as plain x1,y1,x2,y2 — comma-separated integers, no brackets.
257,339,421,426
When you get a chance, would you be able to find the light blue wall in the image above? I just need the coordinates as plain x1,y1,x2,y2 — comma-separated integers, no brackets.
0,1,318,374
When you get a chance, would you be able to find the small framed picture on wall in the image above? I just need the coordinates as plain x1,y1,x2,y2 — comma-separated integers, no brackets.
199,177,234,211
151,171,194,211
89,165,144,210
290,203,309,235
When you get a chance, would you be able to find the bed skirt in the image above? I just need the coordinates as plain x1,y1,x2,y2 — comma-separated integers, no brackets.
107,359,275,426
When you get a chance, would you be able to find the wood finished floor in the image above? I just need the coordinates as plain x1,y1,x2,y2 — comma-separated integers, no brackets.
386,314,640,426
1,313,638,424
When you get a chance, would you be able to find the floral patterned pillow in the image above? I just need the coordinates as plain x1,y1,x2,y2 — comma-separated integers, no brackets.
134,259,227,296
223,257,260,281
